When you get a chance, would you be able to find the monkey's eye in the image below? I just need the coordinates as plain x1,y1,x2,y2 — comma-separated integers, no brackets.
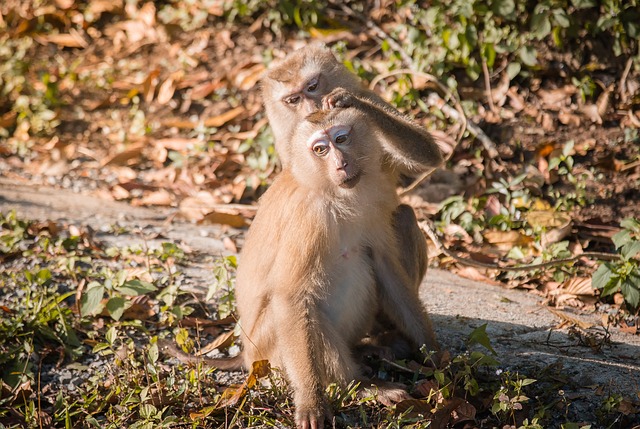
306,78,319,92
285,95,301,105
335,133,349,145
312,143,329,157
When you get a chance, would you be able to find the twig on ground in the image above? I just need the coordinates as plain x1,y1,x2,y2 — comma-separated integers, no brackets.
619,56,633,104
419,219,620,272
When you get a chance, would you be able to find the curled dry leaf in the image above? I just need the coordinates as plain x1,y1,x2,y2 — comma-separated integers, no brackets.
214,360,270,409
547,308,593,329
131,189,174,207
483,230,533,251
199,211,246,228
196,330,237,356
156,76,176,105
558,110,581,126
551,277,596,307
526,210,572,247
37,29,88,48
100,143,145,167
394,398,432,418
233,63,266,91
537,85,576,111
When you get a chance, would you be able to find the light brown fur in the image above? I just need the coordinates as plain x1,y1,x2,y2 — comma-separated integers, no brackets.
236,107,437,428
261,45,443,355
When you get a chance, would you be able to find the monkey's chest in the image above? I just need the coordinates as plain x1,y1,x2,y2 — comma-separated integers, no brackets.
322,233,376,340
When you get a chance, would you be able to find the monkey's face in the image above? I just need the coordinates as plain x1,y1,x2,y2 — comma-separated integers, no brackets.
307,124,362,189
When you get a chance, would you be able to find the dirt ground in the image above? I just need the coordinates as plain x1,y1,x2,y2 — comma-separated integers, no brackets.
2,177,639,426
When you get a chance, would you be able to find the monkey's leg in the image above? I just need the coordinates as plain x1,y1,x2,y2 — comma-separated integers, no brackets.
272,294,358,429
360,204,428,360
392,204,428,292
373,252,440,353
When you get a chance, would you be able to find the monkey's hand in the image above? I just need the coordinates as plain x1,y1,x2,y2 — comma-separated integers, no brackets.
322,87,357,110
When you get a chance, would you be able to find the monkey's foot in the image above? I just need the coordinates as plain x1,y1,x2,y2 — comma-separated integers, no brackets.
358,380,412,407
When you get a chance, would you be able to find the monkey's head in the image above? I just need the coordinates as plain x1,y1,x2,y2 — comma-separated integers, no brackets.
261,44,363,164
290,108,382,194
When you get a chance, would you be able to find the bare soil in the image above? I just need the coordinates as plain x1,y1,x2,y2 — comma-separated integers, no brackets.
2,179,639,427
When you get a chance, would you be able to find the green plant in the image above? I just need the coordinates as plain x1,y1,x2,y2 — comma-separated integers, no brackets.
491,371,537,426
548,140,591,209
592,218,640,311
206,255,238,319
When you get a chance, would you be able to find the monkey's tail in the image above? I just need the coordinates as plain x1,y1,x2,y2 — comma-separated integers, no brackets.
158,339,245,371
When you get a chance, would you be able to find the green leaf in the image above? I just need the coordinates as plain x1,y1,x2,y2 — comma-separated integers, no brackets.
118,279,157,296
506,62,521,80
620,218,640,233
621,241,640,260
531,13,551,39
148,342,159,364
106,296,131,321
519,46,538,66
592,263,614,290
570,0,597,8
552,8,571,28
620,280,640,309
81,282,105,316
467,323,496,355
602,277,622,297
612,229,632,249
492,0,515,17
520,378,537,386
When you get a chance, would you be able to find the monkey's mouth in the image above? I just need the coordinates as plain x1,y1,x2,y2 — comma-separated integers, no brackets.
339,171,362,189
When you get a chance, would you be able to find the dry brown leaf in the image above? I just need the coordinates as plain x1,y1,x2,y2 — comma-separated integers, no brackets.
619,324,638,335
483,230,533,250
190,80,223,100
223,236,238,253
203,106,245,128
196,330,237,356
234,63,266,91
161,106,244,129
414,380,443,402
215,360,271,409
507,86,525,111
200,211,246,228
154,138,200,151
537,85,576,110
580,104,602,124
431,397,468,429
430,129,457,159
558,110,581,126
547,308,593,329
394,398,433,417
527,210,572,247
455,266,502,285
38,30,88,48
111,185,130,200
451,399,476,425
563,277,595,296
179,192,220,221
142,69,160,104
131,189,174,207
156,76,176,105
100,143,145,167
0,111,17,129
122,296,156,320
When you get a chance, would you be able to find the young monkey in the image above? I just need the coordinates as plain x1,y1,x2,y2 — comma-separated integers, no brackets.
261,45,443,354
236,106,437,429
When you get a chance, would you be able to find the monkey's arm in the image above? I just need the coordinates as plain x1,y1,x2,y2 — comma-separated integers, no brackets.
372,250,440,352
323,88,443,175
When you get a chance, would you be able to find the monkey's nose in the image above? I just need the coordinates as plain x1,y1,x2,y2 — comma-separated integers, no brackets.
335,159,348,170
